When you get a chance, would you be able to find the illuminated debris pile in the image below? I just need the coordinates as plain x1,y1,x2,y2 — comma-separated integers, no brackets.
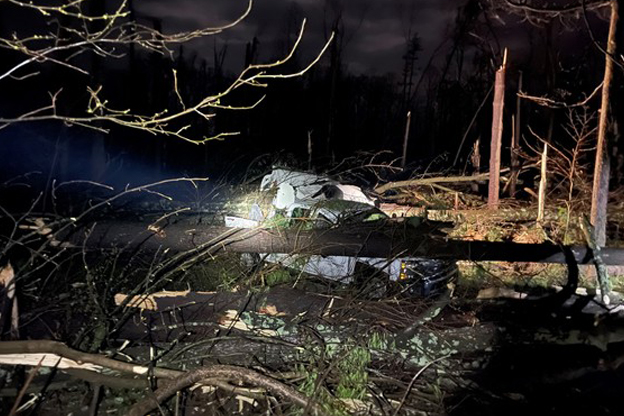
224,168,458,295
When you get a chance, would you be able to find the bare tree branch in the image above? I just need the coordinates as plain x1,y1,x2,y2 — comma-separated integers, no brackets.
126,365,328,416
0,0,333,143
518,81,603,108
501,0,609,14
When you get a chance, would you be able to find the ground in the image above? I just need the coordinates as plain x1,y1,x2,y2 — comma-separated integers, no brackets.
1,179,624,415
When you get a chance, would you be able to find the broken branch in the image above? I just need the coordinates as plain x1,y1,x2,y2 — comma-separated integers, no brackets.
126,365,327,416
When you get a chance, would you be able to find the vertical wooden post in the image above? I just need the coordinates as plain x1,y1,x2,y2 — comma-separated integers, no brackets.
401,111,412,169
537,143,548,222
510,71,522,197
488,49,507,210
591,0,619,247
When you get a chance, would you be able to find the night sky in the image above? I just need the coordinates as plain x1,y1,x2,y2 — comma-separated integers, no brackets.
134,0,463,75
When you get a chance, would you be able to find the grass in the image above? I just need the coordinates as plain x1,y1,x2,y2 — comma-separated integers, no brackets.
457,260,624,296
335,345,371,400
294,338,373,416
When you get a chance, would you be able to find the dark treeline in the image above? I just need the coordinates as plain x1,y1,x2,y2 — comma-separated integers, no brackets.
0,0,621,189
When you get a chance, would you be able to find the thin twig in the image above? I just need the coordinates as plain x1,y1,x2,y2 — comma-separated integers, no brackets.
8,356,45,416
391,354,450,416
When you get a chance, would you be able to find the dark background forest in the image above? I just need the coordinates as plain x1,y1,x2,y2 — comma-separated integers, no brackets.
0,0,621,190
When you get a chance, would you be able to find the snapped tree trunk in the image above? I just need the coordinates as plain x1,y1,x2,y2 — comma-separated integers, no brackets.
488,49,507,209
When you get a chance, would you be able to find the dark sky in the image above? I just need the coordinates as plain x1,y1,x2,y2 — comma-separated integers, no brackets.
135,0,463,75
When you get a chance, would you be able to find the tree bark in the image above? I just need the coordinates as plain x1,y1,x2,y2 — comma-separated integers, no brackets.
401,111,412,168
126,365,325,416
510,71,522,197
488,50,507,209
590,0,619,246
58,218,624,265
10,287,624,387
374,164,534,194
537,143,548,222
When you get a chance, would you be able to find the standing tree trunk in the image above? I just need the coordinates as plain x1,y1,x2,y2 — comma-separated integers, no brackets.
401,111,412,168
537,143,548,222
488,50,507,209
510,71,522,197
591,0,620,247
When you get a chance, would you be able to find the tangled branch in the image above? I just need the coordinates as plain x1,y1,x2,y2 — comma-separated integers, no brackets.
0,340,326,416
127,365,327,416
483,0,610,26
0,0,334,143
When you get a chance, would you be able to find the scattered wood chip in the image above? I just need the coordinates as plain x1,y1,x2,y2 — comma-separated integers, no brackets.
18,218,52,235
341,398,371,412
114,294,158,311
0,262,15,297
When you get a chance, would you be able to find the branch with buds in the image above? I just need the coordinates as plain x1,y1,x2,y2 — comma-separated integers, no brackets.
0,0,334,143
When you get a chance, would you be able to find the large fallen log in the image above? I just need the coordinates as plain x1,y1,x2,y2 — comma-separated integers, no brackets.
57,216,624,265
23,285,624,370
17,286,624,385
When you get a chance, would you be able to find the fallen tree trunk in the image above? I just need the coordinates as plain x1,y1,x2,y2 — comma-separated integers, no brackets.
57,217,624,265
12,287,624,386
373,163,539,194
375,172,496,194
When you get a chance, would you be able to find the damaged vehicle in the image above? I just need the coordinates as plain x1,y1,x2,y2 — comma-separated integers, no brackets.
225,169,457,297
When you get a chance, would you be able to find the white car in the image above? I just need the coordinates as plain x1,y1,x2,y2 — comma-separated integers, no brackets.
226,169,455,296
259,168,376,209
